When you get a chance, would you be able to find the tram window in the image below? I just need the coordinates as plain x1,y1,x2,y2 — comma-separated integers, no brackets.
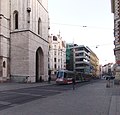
57,72,64,78
67,73,73,78
76,74,79,80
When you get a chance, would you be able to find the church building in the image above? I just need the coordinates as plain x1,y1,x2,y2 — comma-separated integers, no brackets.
0,0,49,82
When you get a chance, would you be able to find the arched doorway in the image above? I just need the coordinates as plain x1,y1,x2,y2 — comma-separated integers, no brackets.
36,47,44,82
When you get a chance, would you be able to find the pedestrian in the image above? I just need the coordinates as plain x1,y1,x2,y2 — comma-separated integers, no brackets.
48,70,51,83
48,76,51,83
40,76,42,82
106,76,110,88
110,76,115,87
72,77,75,90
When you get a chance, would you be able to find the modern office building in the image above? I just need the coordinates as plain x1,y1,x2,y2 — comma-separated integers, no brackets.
111,0,120,81
74,45,91,74
0,0,49,82
48,34,66,75
66,44,99,77
66,45,91,74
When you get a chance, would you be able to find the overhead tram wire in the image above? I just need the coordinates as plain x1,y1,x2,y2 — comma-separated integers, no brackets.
87,43,114,49
15,18,113,30
0,22,114,53
49,22,113,30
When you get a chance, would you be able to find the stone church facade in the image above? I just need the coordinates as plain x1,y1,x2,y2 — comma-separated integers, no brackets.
0,0,49,82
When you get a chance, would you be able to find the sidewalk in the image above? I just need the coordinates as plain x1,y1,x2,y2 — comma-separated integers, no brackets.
0,81,56,91
108,84,120,115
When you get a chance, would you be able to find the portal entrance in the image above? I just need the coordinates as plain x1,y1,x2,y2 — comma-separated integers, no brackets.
36,47,44,82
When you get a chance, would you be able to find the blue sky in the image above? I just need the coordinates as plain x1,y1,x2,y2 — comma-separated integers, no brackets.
48,0,115,65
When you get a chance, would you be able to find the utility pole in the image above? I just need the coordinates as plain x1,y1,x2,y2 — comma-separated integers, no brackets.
73,39,75,72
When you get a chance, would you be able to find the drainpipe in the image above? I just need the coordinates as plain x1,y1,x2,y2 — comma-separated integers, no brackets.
9,0,11,80
27,0,31,29
27,0,31,81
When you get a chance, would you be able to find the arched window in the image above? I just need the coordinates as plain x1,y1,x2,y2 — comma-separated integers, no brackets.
38,18,42,35
14,11,18,29
3,61,6,68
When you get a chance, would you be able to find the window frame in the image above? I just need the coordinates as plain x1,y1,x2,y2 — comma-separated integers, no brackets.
38,18,42,35
13,11,19,29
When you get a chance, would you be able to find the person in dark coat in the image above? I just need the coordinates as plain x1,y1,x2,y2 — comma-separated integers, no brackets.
48,70,51,83
106,76,110,88
72,77,75,90
40,76,42,82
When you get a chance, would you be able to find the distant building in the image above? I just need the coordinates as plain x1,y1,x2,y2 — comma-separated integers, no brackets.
66,44,99,77
111,0,120,81
0,0,49,82
67,44,91,74
66,43,75,71
102,63,114,76
88,47,99,77
48,34,66,75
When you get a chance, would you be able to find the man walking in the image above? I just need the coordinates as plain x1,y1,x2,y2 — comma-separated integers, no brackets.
106,75,110,88
48,70,51,83
72,77,75,90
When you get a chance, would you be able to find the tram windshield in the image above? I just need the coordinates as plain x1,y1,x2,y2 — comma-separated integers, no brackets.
57,71,64,78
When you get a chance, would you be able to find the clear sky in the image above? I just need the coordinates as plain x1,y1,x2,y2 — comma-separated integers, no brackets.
48,0,115,65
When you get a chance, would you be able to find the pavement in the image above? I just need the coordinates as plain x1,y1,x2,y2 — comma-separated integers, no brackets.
0,81,53,91
0,80,119,115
